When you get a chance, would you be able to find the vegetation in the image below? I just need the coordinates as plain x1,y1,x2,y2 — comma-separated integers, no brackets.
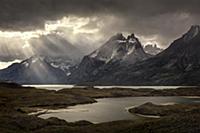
0,83,200,133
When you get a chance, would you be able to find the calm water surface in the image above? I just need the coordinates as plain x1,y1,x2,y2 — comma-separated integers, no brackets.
23,84,190,91
38,96,200,123
24,85,199,123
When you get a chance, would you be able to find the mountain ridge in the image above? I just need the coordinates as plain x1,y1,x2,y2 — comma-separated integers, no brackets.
1,25,200,85
69,33,151,83
88,25,200,85
0,55,68,84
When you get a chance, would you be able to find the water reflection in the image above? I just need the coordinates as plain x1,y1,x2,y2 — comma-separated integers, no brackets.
39,96,199,123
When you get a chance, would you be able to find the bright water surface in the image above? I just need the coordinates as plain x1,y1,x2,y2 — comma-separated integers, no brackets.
24,85,198,123
38,96,200,123
23,84,189,91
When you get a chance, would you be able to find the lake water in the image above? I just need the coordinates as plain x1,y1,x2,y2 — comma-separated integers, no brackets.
23,84,190,91
38,96,200,123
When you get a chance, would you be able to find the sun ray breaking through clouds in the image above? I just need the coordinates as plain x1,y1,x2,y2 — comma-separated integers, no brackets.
0,11,198,65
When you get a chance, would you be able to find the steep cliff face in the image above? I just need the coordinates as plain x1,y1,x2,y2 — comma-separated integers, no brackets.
69,33,150,83
92,25,200,85
157,25,200,71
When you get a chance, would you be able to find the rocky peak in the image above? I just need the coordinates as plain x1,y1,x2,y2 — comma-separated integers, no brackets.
183,25,200,41
109,33,126,41
127,33,137,44
127,33,136,40
88,33,149,64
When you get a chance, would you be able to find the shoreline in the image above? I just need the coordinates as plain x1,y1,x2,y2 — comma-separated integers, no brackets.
22,84,198,91
1,83,200,133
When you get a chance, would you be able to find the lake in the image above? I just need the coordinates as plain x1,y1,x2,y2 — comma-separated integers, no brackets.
23,84,190,91
38,96,200,123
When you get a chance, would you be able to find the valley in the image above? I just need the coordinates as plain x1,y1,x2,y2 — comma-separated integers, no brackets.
0,1,200,133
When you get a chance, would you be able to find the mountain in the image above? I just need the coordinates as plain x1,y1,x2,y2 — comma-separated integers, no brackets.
30,33,85,74
2,25,199,85
69,33,151,83
89,33,150,63
0,56,68,84
144,44,163,55
87,25,200,85
0,33,86,84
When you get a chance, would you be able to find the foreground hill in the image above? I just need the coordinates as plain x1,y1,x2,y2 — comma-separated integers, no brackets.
0,83,200,133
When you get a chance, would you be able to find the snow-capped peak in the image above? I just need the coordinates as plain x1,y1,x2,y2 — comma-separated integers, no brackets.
21,56,45,68
87,33,148,64
127,33,136,39
183,25,200,41
127,33,138,44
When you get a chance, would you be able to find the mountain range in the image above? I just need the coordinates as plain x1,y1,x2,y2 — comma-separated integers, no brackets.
0,25,200,85
75,25,200,85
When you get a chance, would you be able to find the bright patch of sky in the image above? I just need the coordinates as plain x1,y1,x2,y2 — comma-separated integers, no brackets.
0,15,163,58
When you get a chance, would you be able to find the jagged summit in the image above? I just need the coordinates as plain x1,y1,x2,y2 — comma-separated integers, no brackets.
88,33,148,62
127,33,136,39
69,33,151,83
183,25,200,41
79,25,200,86
108,33,138,42
109,33,126,41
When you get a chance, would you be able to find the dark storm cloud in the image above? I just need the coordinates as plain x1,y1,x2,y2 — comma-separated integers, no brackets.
0,0,200,30
0,0,200,47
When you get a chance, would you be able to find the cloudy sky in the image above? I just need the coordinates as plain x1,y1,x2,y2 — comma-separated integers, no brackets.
0,0,199,65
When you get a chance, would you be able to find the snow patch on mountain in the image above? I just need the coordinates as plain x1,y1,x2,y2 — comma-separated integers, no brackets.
86,33,149,64
127,46,136,55
22,62,29,67
117,40,127,43
128,38,137,44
